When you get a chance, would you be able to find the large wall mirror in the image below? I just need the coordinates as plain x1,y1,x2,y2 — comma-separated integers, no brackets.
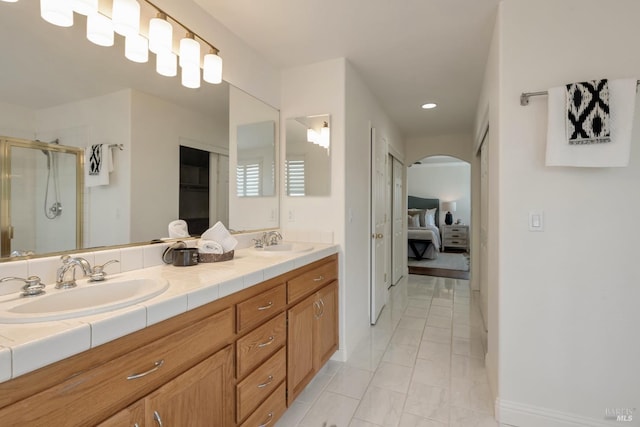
285,115,331,197
0,2,279,261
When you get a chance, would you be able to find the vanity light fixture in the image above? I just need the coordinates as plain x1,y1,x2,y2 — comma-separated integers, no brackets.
40,0,74,27
421,102,437,109
1,0,19,3
319,121,330,149
203,48,223,84
125,33,149,63
72,0,98,16
156,50,177,77
31,0,224,85
148,12,173,54
181,65,201,89
112,0,140,37
86,12,114,47
179,32,200,69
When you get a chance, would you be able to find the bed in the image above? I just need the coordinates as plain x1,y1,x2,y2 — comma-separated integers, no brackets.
407,196,441,260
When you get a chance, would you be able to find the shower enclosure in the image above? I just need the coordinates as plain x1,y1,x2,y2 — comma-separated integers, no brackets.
0,137,83,258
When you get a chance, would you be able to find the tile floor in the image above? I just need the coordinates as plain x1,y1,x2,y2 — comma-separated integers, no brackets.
275,274,498,427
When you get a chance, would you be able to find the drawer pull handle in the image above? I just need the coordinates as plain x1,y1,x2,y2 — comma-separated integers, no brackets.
257,301,273,311
258,412,274,427
126,359,164,380
257,375,274,388
153,411,164,427
313,275,324,282
258,336,275,348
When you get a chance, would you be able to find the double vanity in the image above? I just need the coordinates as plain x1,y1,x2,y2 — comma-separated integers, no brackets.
0,241,339,426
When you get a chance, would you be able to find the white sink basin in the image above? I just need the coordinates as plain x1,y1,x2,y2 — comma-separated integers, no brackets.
255,243,314,255
0,277,169,323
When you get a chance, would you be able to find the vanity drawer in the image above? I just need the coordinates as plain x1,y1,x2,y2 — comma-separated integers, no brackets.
237,283,286,333
236,346,286,422
237,312,286,378
288,259,338,303
0,307,233,426
240,382,286,427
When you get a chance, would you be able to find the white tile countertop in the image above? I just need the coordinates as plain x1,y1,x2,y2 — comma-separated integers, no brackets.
0,243,338,383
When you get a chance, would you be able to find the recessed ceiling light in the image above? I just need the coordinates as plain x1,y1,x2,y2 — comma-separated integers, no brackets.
421,103,437,109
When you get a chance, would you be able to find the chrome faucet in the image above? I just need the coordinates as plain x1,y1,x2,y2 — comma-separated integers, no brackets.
0,276,46,297
56,255,92,289
265,231,283,246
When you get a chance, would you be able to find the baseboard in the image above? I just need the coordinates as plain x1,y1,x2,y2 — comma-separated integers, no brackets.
497,398,617,427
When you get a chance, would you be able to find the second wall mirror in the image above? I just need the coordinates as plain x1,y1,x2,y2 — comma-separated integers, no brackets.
285,114,331,197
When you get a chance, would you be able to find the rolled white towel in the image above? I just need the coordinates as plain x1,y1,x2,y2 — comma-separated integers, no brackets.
168,220,189,238
197,240,223,254
201,221,238,252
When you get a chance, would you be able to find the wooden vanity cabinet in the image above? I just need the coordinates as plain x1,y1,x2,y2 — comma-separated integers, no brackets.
98,346,233,427
0,254,339,427
287,259,339,405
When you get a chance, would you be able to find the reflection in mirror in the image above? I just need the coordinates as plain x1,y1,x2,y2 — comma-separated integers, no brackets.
285,115,331,197
0,138,83,257
0,1,277,261
236,121,276,197
229,87,279,231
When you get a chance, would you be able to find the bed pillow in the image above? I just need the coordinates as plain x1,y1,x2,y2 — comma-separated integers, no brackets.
425,208,437,226
407,209,426,227
408,213,420,228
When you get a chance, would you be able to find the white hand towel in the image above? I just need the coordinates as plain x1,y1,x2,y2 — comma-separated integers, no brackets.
84,144,113,187
201,221,238,252
168,220,190,238
546,78,637,167
197,240,223,254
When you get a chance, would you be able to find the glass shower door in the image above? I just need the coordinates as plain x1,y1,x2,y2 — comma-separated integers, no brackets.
1,138,83,258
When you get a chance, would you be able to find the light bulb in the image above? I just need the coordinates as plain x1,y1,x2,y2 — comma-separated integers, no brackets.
179,33,200,69
181,65,200,89
112,0,140,37
149,13,173,54
320,122,330,148
125,33,148,63
1,0,20,3
72,0,97,16
40,0,74,27
203,50,222,84
87,12,114,47
156,51,177,77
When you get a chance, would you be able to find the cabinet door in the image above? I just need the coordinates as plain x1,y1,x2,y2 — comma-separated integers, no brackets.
144,345,234,427
97,400,145,427
287,292,316,405
315,281,339,370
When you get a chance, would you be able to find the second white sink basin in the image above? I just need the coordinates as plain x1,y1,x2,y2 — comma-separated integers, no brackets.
256,243,314,255
0,277,169,323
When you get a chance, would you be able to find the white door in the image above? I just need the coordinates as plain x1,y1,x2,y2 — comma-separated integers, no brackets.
479,129,489,331
370,127,387,324
385,154,393,289
391,157,404,285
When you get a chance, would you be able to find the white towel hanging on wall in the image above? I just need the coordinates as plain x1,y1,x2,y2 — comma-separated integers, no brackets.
545,78,637,167
84,144,113,187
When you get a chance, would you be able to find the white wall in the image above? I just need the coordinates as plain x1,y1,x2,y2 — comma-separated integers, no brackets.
344,60,404,357
131,90,224,241
407,162,471,227
478,1,640,425
405,133,473,165
229,86,280,232
280,58,404,361
36,90,132,249
280,58,347,356
0,102,34,140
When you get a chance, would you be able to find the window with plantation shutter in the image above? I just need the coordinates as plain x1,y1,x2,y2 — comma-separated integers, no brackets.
237,162,261,197
286,158,305,196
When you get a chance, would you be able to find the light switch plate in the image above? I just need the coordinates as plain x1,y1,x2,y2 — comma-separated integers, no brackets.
529,211,544,231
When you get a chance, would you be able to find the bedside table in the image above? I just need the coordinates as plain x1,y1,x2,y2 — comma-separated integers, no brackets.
441,225,469,251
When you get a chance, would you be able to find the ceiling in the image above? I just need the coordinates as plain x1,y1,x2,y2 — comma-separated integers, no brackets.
194,0,500,139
